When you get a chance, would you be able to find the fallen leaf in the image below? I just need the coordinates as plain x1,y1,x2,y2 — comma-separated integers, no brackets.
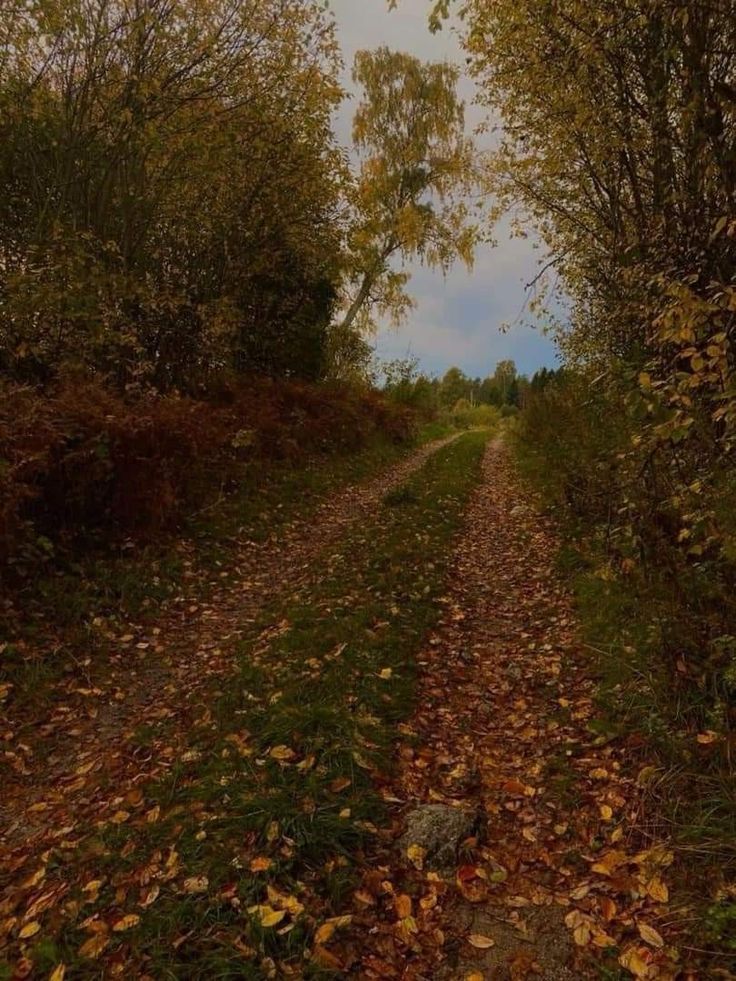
18,921,41,939
248,905,286,928
314,915,352,945
467,934,495,949
637,922,664,948
407,843,426,870
395,894,412,919
78,934,109,959
591,850,628,876
249,857,272,873
112,914,140,932
182,876,209,894
619,945,651,978
646,876,669,903
140,885,160,908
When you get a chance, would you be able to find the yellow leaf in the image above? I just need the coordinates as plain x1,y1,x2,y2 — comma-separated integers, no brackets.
599,804,613,821
266,885,304,916
248,905,286,928
636,766,657,787
111,810,130,824
646,876,669,903
378,668,392,679
269,745,295,761
407,843,426,870
467,934,495,949
22,867,46,888
182,876,208,894
591,850,628,876
82,880,103,901
49,966,66,981
314,915,352,945
19,921,41,939
78,934,109,959
637,922,664,948
112,914,140,932
619,945,651,978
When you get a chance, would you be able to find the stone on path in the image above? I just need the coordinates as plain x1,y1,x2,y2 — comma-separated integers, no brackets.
398,803,476,873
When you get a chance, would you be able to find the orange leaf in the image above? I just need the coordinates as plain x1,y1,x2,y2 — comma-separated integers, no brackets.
249,857,272,873
395,894,412,919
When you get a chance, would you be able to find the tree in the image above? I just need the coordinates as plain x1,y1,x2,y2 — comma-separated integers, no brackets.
493,360,517,404
338,47,477,340
439,366,469,407
0,0,344,387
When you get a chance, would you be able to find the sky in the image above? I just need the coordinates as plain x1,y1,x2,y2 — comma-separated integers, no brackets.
328,0,560,381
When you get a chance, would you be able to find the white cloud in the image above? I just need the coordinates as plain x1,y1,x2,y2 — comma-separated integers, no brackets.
328,0,559,377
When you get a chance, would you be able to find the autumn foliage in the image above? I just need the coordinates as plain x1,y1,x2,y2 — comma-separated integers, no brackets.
0,377,415,577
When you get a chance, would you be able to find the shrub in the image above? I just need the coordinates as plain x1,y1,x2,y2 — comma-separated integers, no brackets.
0,376,416,578
450,400,500,430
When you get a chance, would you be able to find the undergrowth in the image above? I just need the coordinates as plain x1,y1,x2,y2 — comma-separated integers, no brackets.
513,421,736,970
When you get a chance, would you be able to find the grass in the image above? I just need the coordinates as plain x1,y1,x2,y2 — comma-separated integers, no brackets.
512,426,736,974
20,429,490,980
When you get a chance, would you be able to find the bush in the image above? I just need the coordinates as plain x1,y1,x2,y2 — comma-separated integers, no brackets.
0,376,416,577
515,369,736,877
450,400,501,430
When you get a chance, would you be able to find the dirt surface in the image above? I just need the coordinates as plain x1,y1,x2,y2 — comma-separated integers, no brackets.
0,436,455,854
345,441,682,980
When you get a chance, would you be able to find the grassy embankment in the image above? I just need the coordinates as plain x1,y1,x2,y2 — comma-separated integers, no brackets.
513,424,736,968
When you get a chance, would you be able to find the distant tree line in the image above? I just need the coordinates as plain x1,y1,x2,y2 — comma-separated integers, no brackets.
382,357,560,415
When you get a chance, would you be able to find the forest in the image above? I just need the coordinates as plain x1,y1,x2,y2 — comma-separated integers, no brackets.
2,0,736,979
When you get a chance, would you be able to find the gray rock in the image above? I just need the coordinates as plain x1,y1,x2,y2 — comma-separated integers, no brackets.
398,804,475,872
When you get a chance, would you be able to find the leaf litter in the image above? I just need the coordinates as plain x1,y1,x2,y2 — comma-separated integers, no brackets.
333,441,689,980
0,436,690,978
0,437,457,976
